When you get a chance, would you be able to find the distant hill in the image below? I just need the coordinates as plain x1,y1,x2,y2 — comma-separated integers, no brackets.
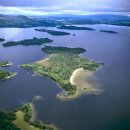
0,14,130,28
0,14,61,28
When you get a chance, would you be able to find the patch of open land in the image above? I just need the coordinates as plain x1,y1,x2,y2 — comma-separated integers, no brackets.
21,46,103,100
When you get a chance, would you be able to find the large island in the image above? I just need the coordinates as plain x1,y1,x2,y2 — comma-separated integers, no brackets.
3,37,53,47
21,46,103,99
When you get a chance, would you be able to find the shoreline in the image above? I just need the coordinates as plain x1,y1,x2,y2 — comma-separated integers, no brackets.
58,68,102,100
70,68,84,85
30,66,102,101
57,68,90,100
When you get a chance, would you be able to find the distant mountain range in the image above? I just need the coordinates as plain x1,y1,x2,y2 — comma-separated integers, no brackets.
0,14,130,28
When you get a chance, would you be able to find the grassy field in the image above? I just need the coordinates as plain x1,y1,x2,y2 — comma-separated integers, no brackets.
14,111,41,130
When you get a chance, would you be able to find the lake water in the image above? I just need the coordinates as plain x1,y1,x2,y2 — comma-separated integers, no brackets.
0,25,130,130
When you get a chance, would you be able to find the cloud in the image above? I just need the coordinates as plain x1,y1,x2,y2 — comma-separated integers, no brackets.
0,0,129,15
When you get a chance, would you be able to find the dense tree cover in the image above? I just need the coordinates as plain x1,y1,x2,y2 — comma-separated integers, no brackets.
100,30,118,33
0,70,16,80
21,46,103,97
21,104,32,122
0,111,20,130
0,61,10,67
57,25,95,30
35,29,70,36
3,37,53,47
42,46,86,54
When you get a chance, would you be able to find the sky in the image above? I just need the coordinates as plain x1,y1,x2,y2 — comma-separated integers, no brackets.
0,0,130,15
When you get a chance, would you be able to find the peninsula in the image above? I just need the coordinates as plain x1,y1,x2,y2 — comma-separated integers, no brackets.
21,46,103,99
3,37,53,47
0,103,56,130
35,29,70,36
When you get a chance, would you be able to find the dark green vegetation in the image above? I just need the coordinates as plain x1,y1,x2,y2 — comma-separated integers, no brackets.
0,70,16,80
35,29,70,36
42,46,86,54
0,61,10,67
100,30,118,33
0,111,20,130
57,25,95,30
21,46,103,97
0,37,5,41
3,37,53,47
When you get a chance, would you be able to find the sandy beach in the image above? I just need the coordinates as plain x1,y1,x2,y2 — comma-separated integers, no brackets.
70,68,84,85
69,68,102,99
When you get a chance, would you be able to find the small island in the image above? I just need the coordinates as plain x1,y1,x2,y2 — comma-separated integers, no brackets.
0,103,56,130
0,69,16,80
35,29,70,36
57,25,95,30
0,37,5,41
21,46,103,99
0,61,16,80
3,37,53,47
100,30,118,33
0,61,12,67
33,95,43,102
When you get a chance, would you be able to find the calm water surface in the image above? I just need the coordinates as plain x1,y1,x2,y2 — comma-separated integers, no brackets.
0,25,130,130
